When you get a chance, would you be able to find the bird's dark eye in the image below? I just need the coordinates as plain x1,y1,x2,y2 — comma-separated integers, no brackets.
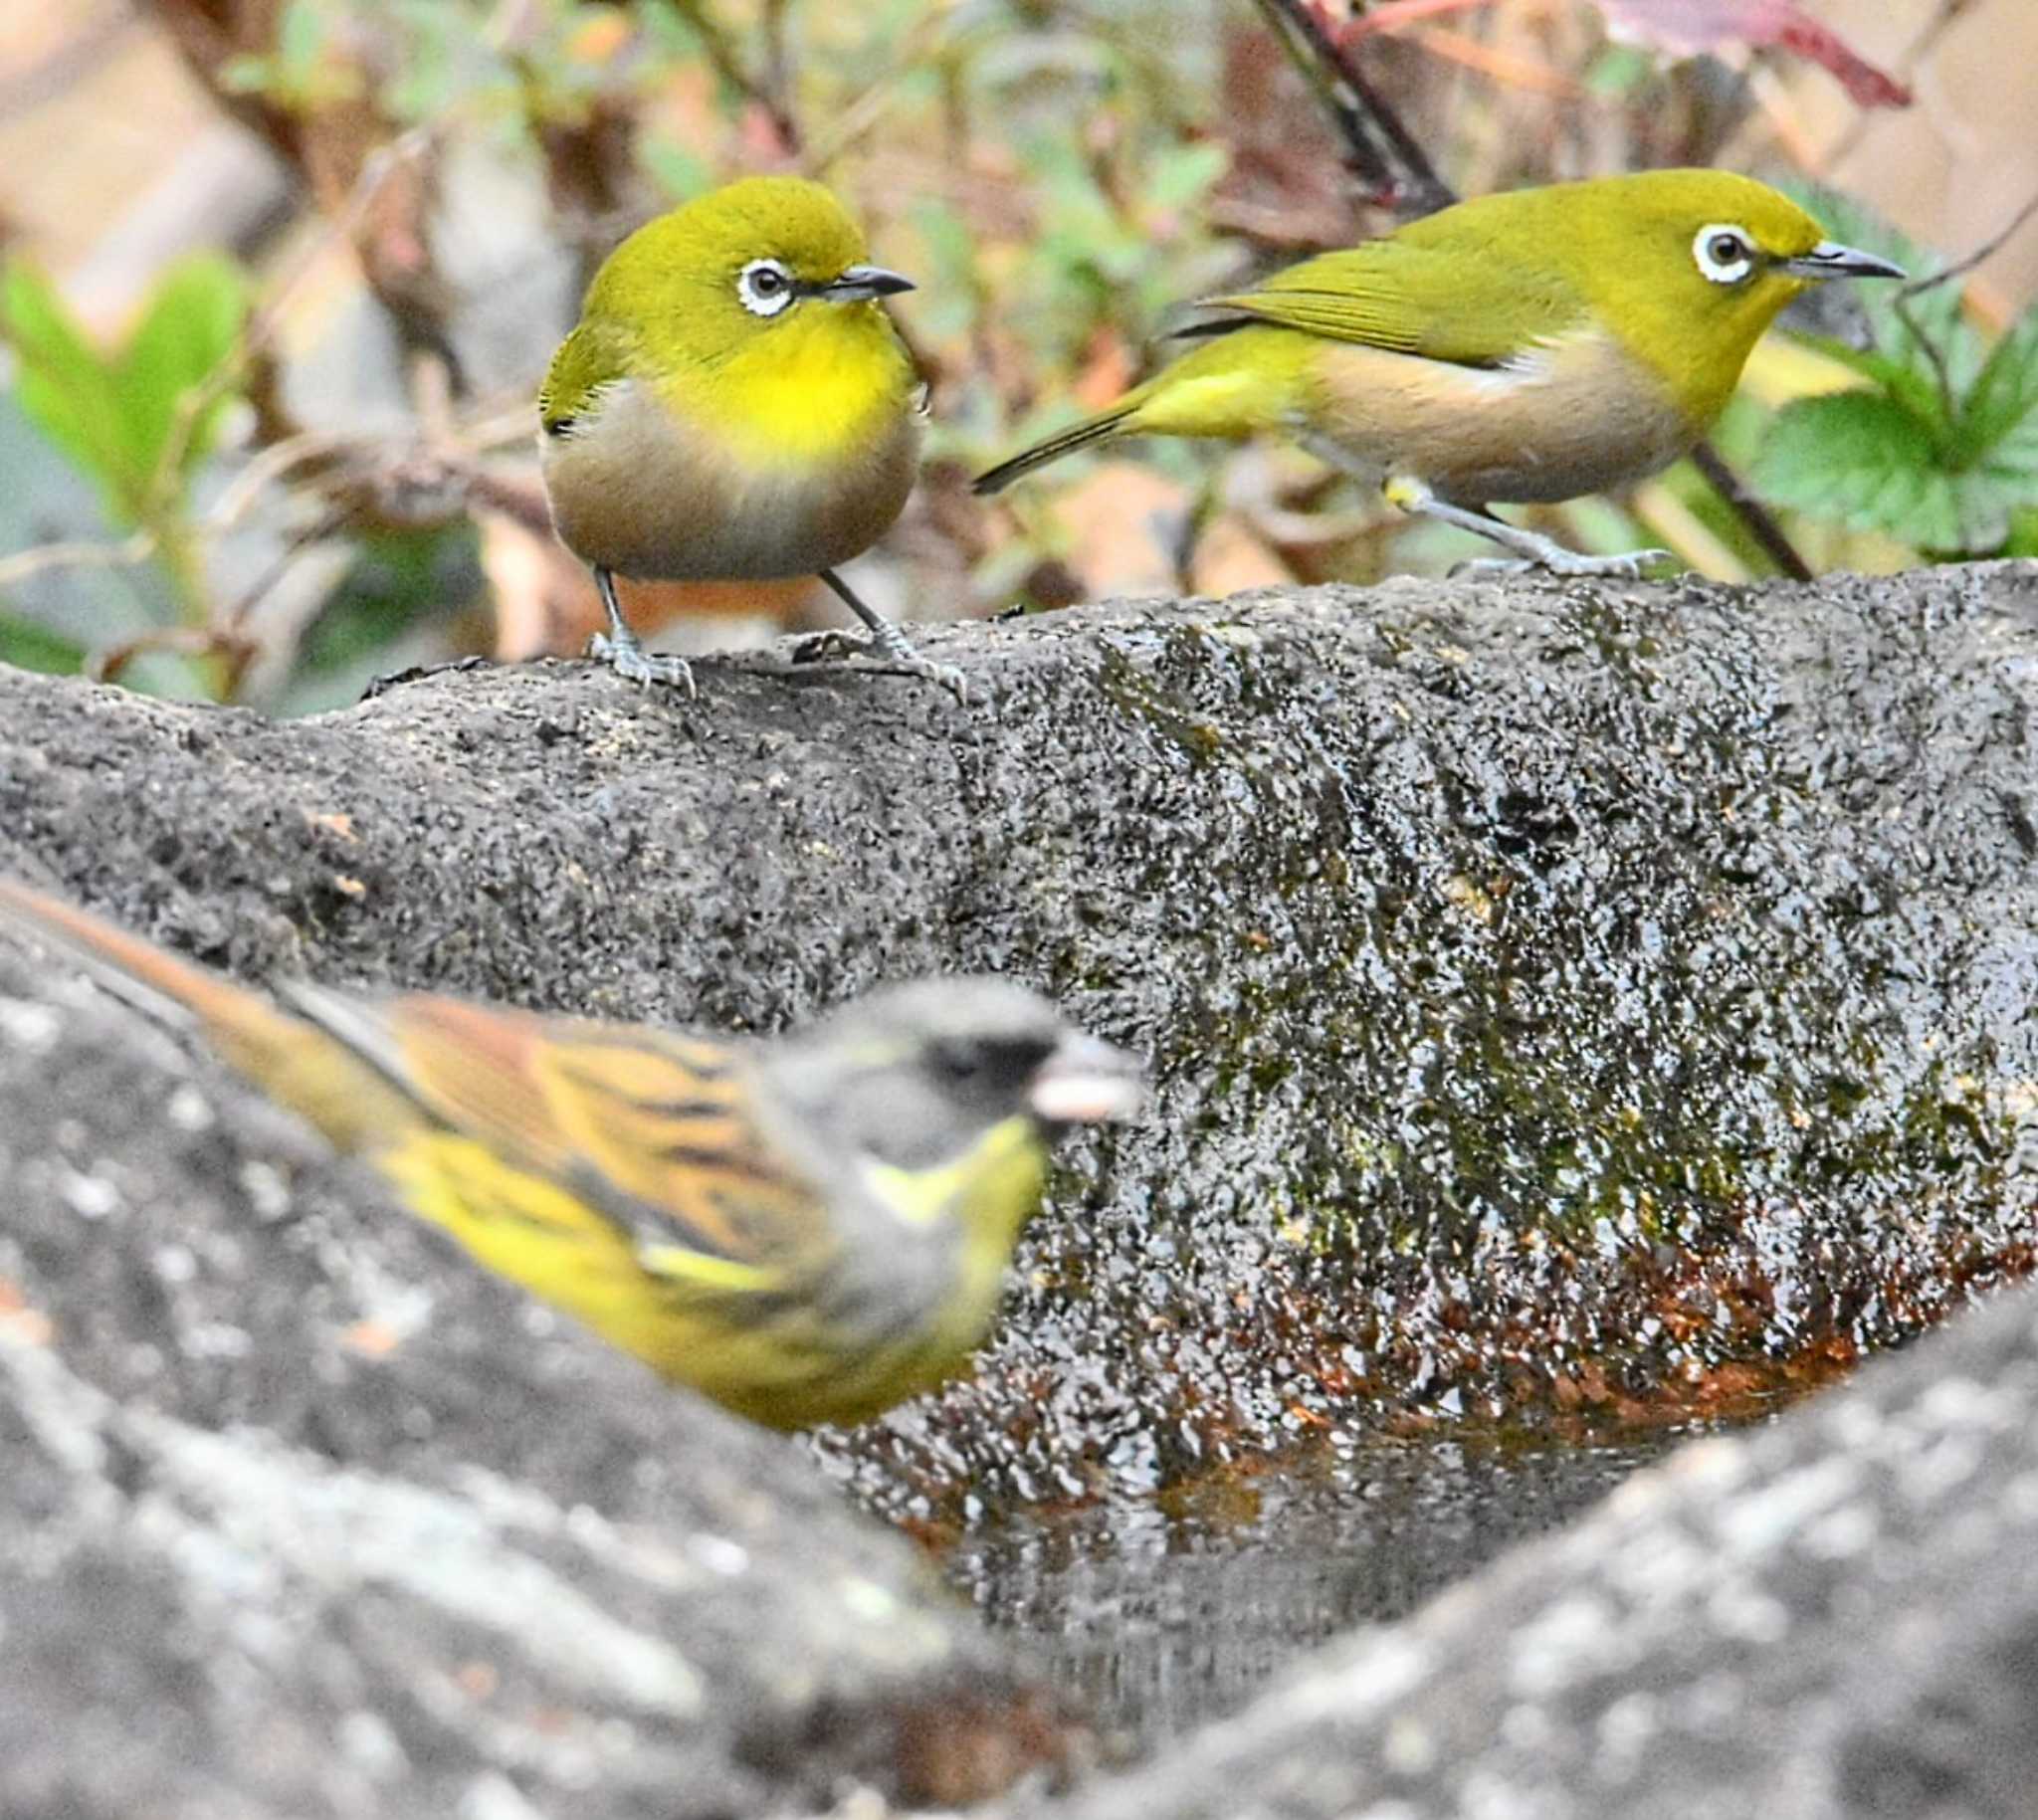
1693,224,1755,285
931,1034,1052,1095
933,1039,987,1083
736,259,796,317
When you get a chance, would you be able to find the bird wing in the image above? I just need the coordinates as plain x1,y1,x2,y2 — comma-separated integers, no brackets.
1183,237,1585,369
281,987,829,1284
537,319,635,436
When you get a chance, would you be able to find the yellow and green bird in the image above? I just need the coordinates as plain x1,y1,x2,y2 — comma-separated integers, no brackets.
0,879,1142,1430
539,177,954,695
976,169,1904,576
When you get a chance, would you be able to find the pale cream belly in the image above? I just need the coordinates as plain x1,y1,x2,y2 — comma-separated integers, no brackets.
539,378,921,580
1305,331,1697,506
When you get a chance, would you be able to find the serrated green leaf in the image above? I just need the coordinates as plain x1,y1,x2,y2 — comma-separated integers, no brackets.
1955,306,2038,463
1759,389,2038,553
1,261,138,511
1782,184,1986,410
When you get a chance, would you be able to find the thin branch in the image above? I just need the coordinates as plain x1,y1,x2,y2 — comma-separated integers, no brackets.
1897,184,2038,303
804,0,959,171
1891,185,2038,431
1245,0,1458,217
1335,0,1499,38
663,0,802,155
0,531,157,592
223,503,363,633
1689,444,1812,583
203,431,357,537
140,126,439,533
758,0,796,141
87,624,258,694
1894,293,1957,428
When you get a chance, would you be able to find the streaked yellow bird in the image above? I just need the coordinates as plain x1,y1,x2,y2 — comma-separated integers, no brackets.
538,176,957,695
976,169,1904,576
0,880,1141,1430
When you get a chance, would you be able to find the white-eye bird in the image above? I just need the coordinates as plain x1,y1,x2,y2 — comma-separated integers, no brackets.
975,169,1905,577
539,177,953,694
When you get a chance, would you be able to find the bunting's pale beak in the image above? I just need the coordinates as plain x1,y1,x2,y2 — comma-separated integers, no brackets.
1027,1033,1144,1126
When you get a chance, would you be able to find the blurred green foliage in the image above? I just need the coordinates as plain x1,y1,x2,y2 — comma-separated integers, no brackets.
0,0,2030,711
3,255,248,541
1758,193,2038,557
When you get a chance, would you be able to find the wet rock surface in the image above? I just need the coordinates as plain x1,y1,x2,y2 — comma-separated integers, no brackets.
0,954,1061,1818
5,566,2035,1519
3,564,2037,1810
1031,1272,2038,1820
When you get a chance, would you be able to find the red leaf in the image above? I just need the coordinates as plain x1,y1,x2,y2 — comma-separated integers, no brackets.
1597,0,1912,108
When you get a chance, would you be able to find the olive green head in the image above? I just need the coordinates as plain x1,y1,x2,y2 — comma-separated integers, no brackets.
1480,168,1906,424
581,175,915,367
767,977,1144,1176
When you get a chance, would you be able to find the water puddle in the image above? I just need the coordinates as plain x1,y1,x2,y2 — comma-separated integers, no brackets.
944,1422,1736,1745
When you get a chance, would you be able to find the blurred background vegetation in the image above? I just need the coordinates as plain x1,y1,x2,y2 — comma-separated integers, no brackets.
0,0,2032,711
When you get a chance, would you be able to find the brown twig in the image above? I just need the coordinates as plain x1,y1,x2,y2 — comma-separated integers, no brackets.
139,127,439,536
1690,444,1812,583
1897,184,2038,303
1891,183,2038,437
1335,0,1499,38
0,531,158,592
662,0,802,155
88,624,259,695
1245,0,1458,217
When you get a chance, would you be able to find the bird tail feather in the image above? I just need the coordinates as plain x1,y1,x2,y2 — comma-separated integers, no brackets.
972,398,1142,496
0,877,400,1148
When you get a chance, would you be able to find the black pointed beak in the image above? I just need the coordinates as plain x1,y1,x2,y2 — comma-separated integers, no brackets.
824,265,916,303
1026,1031,1144,1126
1780,240,1907,283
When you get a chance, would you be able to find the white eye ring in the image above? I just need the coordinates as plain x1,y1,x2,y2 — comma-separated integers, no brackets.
1693,224,1755,286
736,259,796,317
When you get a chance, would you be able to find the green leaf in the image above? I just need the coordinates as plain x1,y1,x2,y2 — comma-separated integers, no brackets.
278,0,328,77
1,261,137,512
1954,305,2038,464
1780,185,1987,416
113,253,250,496
1758,389,2038,553
1144,141,1228,213
0,609,87,677
2,254,247,525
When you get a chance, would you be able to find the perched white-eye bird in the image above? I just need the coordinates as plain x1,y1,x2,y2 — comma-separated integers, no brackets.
539,177,953,694
975,169,1905,577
